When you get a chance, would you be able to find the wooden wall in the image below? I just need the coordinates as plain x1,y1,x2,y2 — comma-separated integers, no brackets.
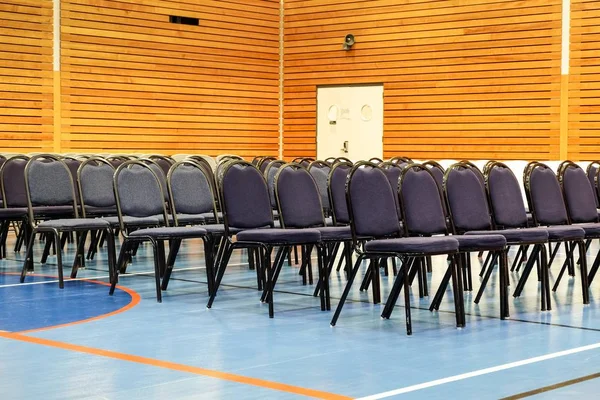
0,0,54,152
60,0,280,157
283,0,563,160
569,0,600,161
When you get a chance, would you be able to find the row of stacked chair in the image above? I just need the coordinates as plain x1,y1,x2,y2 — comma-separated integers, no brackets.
6,153,600,335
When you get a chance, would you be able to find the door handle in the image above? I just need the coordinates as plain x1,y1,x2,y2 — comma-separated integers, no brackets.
341,141,348,153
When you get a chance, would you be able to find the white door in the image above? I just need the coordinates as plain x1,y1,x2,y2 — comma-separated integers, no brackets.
317,84,383,161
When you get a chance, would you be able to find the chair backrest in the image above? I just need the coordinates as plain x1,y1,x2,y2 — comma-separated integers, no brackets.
460,160,485,188
307,161,332,215
1,155,29,208
259,156,277,173
368,157,383,165
346,162,402,242
422,160,447,216
149,155,175,176
216,154,243,163
0,155,6,202
186,156,218,199
328,161,353,225
324,157,336,165
275,164,324,228
219,161,273,234
251,156,265,166
61,156,82,205
379,161,403,216
559,161,598,224
485,162,528,229
444,163,493,233
77,157,116,214
390,156,412,165
263,159,286,208
168,160,218,224
114,161,168,229
525,162,569,226
25,155,78,219
140,159,169,202
399,164,448,236
333,157,353,166
299,157,315,167
586,161,600,207
106,156,130,169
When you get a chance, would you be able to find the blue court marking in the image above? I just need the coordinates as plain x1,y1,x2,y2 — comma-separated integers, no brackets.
0,274,133,332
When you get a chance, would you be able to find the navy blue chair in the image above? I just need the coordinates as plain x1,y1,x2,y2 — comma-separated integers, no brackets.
392,164,508,320
207,161,323,317
274,163,353,309
488,162,587,303
553,161,600,289
444,163,551,312
586,161,600,208
331,162,461,335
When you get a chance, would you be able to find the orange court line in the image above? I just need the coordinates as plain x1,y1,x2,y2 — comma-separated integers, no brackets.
0,330,353,400
18,280,141,334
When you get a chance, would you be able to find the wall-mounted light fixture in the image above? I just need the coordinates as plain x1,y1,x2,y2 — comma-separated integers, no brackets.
343,34,355,51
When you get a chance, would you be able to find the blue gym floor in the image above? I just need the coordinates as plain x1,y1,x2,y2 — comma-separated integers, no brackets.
1,233,599,399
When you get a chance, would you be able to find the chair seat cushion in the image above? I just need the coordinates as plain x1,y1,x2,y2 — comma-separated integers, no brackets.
38,218,110,229
576,223,600,237
0,207,27,218
315,226,352,241
129,226,207,239
545,226,585,241
465,228,548,243
364,237,458,254
175,213,205,225
236,228,321,244
84,206,117,216
454,234,506,251
199,211,221,223
201,224,242,235
33,205,75,216
103,216,161,227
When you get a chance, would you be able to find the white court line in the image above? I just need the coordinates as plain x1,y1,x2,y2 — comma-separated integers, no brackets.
355,341,600,399
0,261,261,288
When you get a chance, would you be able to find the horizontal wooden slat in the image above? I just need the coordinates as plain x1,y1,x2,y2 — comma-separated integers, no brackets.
60,0,279,155
569,0,600,159
0,0,54,152
284,0,562,160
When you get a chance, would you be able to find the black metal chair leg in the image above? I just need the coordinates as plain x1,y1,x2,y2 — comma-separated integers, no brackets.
70,230,88,279
475,252,498,304
331,255,365,326
161,238,182,290
207,242,234,309
578,240,590,304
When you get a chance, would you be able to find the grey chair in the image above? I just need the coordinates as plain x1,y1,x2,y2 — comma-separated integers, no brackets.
77,157,118,260
109,160,210,302
330,162,462,335
148,155,175,176
0,155,30,258
19,155,116,288
162,160,226,292
206,161,323,317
